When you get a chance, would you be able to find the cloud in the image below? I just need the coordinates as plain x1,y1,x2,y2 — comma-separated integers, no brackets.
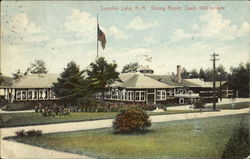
171,9,250,41
108,26,129,39
125,16,158,30
64,9,96,42
9,13,43,35
144,37,158,44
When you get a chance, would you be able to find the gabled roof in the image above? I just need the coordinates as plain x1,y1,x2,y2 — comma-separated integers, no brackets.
182,79,213,88
146,74,182,87
207,81,227,88
10,73,59,88
119,74,173,89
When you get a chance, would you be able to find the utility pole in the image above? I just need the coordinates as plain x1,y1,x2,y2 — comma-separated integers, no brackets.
210,53,219,111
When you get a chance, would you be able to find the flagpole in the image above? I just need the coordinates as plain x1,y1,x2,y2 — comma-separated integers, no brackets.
97,14,99,58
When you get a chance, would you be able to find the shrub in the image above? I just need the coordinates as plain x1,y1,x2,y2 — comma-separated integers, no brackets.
113,107,151,133
15,129,42,137
221,118,249,159
193,99,205,109
15,129,26,137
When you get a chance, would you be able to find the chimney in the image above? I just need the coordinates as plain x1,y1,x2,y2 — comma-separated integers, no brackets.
177,65,181,83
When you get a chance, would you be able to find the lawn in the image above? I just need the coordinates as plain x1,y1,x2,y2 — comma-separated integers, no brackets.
207,101,250,110
8,113,249,159
0,110,196,128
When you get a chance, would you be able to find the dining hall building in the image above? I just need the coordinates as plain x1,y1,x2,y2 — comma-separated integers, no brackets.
1,65,233,105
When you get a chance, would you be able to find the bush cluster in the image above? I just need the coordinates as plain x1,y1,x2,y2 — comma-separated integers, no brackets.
221,118,249,159
35,104,70,117
193,99,205,109
15,129,42,137
76,101,157,112
113,107,151,133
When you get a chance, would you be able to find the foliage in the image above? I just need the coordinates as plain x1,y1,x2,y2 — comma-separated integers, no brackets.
38,105,70,117
121,62,139,73
113,107,151,133
3,102,34,111
0,98,8,108
229,62,249,97
12,69,23,79
25,59,48,74
193,99,205,109
87,57,120,100
0,72,3,85
221,117,249,159
16,129,42,137
52,61,90,106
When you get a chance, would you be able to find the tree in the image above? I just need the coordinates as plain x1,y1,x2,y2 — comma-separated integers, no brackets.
229,62,249,97
190,69,199,78
12,69,23,79
0,72,3,85
87,57,120,100
121,62,139,73
25,59,48,74
52,61,89,106
181,68,188,79
199,68,206,80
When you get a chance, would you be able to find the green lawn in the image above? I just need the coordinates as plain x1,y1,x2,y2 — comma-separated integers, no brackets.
0,110,196,128
207,101,250,109
8,114,249,159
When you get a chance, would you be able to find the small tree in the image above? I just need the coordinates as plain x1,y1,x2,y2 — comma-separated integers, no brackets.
193,99,205,110
113,107,151,133
52,61,90,106
12,69,23,79
87,57,120,100
25,59,48,74
121,62,139,73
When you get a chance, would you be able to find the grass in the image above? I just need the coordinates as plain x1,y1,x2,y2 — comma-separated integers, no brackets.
8,113,249,159
0,110,197,128
207,101,250,110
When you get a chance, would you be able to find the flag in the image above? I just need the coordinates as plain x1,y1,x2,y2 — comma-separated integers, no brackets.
98,25,106,50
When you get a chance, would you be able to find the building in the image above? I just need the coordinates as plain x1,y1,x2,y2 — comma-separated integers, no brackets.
102,65,216,105
0,74,58,102
1,65,232,105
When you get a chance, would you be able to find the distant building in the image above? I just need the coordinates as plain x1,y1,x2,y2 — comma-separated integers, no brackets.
0,74,58,102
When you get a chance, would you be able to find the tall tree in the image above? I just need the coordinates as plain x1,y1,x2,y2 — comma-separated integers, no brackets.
87,57,120,100
122,62,139,73
0,72,3,85
229,62,249,97
12,69,23,79
199,68,206,80
25,59,48,74
52,61,89,106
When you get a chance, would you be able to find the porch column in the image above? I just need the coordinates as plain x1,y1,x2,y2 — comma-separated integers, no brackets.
154,89,156,104
32,89,34,99
15,89,17,101
20,90,23,100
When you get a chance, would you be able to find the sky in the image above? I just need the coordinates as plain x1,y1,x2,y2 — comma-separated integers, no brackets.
1,1,250,76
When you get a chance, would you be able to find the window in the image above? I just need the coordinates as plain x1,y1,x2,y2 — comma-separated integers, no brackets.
16,91,21,100
33,90,38,99
28,90,33,99
125,91,134,101
157,90,166,100
135,91,145,101
22,91,27,100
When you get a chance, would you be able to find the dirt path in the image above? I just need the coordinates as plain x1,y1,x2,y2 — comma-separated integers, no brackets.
1,108,249,159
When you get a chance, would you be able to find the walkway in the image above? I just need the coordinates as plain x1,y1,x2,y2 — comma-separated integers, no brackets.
1,108,249,159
